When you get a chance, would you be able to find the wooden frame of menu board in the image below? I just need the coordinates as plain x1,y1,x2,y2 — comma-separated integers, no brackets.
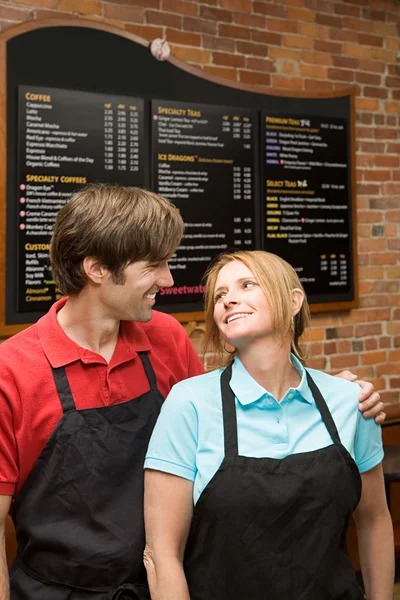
0,17,358,336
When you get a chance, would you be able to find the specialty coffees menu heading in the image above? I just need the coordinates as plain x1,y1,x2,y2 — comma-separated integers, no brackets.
151,99,257,306
17,85,145,312
262,113,352,302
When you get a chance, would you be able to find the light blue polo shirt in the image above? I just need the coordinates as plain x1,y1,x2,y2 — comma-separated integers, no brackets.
145,355,383,504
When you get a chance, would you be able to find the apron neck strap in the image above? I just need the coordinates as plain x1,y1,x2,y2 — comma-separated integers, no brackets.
51,366,76,413
137,352,158,391
305,371,341,445
220,365,239,457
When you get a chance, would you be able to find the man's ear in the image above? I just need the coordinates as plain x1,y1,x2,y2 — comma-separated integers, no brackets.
82,257,108,285
292,288,304,317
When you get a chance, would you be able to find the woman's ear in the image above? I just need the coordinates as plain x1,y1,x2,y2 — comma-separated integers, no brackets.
292,288,304,317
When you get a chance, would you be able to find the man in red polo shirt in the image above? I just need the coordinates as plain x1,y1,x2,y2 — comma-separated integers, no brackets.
0,184,384,600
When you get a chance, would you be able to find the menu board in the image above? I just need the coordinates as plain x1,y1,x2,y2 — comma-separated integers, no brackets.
262,112,352,303
17,85,145,312
151,100,258,306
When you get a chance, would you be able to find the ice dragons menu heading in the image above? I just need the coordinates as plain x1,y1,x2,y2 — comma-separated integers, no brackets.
152,100,257,306
263,113,352,303
18,85,145,313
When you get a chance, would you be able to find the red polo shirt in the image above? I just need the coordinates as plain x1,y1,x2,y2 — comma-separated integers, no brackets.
0,298,204,497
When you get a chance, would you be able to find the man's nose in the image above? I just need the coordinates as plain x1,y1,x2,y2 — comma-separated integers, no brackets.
159,264,174,288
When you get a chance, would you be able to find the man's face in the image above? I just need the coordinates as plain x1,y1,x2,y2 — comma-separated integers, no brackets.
100,259,174,322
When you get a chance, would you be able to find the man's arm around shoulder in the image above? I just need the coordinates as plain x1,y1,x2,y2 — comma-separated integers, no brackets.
0,495,11,600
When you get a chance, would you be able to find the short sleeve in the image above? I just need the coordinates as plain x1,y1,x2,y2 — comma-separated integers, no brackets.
144,383,198,482
354,409,384,473
0,368,19,496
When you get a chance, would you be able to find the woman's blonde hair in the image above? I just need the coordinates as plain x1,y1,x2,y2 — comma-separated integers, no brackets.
203,251,311,368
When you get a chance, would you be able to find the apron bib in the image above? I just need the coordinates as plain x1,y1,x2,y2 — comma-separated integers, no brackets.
184,367,364,600
10,352,162,600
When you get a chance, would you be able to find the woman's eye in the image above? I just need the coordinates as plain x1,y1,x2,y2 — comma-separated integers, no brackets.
214,292,226,301
244,281,255,289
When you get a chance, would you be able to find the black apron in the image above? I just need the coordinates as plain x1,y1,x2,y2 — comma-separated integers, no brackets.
10,351,163,600
184,366,364,599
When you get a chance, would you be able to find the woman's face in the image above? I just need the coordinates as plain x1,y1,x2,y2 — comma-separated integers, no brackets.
213,260,273,349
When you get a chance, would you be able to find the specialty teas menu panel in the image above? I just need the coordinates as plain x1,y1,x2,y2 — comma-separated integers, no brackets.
151,99,258,306
262,112,353,303
17,85,145,312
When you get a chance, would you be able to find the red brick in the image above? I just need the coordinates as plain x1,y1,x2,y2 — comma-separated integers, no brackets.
213,52,245,68
355,323,382,337
104,3,144,22
360,141,385,153
253,2,286,17
386,76,400,88
220,0,252,11
356,72,381,85
362,351,387,365
233,12,266,28
271,75,304,89
302,50,332,65
305,79,333,92
246,57,276,72
359,239,387,253
174,47,211,63
388,239,400,251
375,127,398,139
389,65,400,77
286,7,315,21
337,341,352,354
363,9,386,21
306,357,328,370
389,350,400,363
344,43,373,59
328,68,354,82
357,185,381,197
58,0,101,14
314,40,342,54
358,59,386,74
390,379,400,389
330,29,358,43
358,33,384,47
239,70,271,86
387,267,400,280
0,5,33,19
342,16,373,34
364,338,378,351
330,355,359,369
269,47,301,61
203,66,237,81
184,16,216,34
371,48,396,62
300,22,330,39
202,35,235,51
252,30,282,45
283,35,313,49
165,29,201,46
380,337,392,349
14,0,58,7
219,23,250,39
334,3,360,17
363,169,390,182
267,19,298,34
373,281,400,293
324,342,337,355
126,24,164,39
106,0,159,5
163,0,198,15
358,267,385,281
237,41,268,57
315,13,342,28
200,6,231,21
300,64,327,79
332,55,359,69
147,10,181,28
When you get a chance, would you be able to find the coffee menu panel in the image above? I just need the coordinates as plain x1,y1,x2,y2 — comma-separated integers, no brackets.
17,85,145,312
151,100,258,306
262,113,352,303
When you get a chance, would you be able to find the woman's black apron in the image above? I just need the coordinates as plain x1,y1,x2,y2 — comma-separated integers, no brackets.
184,366,365,599
10,351,163,600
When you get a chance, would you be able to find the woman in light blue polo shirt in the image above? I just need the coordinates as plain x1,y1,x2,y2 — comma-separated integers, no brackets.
144,250,393,600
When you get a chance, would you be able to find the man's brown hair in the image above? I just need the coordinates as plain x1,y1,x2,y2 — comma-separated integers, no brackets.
50,184,183,295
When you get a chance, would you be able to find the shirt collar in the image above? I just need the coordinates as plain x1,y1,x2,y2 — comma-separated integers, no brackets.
230,353,314,406
37,297,151,368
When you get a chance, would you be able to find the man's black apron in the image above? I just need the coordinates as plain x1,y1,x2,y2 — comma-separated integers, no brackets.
10,352,162,600
184,366,365,599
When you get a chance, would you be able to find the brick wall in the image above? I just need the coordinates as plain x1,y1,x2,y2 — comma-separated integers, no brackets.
1,0,399,406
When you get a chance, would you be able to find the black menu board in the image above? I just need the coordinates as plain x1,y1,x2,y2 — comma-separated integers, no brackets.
151,99,258,308
17,85,145,313
262,112,352,304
